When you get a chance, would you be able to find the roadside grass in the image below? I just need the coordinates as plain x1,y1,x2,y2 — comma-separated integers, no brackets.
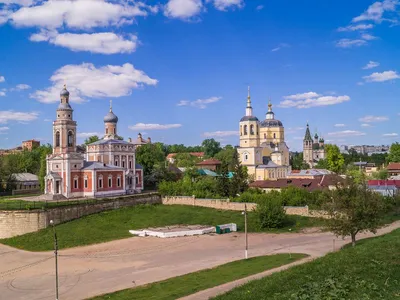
0,204,325,251
89,253,307,300
212,228,400,300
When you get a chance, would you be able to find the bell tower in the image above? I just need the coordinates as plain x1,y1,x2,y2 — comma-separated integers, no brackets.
303,123,313,166
53,85,77,154
239,86,260,148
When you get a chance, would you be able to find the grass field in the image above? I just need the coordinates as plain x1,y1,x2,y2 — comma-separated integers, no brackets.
212,228,400,300
90,253,307,300
0,204,324,251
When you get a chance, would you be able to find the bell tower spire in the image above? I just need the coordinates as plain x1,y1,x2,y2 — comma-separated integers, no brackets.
245,86,253,116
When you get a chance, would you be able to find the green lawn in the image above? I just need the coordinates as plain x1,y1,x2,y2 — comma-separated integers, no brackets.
90,253,307,300
212,228,400,300
0,204,325,251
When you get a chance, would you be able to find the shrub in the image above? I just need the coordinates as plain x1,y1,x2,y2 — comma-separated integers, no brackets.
256,198,286,229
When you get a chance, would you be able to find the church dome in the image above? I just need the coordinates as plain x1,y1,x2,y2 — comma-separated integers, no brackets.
104,111,118,123
240,116,259,122
260,119,283,128
60,85,69,97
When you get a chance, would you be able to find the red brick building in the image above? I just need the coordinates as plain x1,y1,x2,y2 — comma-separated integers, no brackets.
22,139,40,151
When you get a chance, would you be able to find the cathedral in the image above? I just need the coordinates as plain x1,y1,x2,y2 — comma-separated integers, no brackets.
237,88,291,181
303,124,325,167
44,86,145,199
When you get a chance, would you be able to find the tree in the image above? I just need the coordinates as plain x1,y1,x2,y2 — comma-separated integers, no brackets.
323,179,386,247
315,158,329,169
216,162,230,197
325,144,344,173
174,153,201,168
135,143,166,175
256,198,287,229
229,150,248,197
387,142,400,163
371,169,388,180
202,138,222,158
84,135,99,145
214,145,236,171
290,152,310,170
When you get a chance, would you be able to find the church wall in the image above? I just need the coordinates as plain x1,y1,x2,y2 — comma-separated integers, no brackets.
95,170,125,192
259,127,284,143
135,170,143,188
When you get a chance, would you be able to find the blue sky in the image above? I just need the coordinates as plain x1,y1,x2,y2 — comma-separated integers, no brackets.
0,0,399,151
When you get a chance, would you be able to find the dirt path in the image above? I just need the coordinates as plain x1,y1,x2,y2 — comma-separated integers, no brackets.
0,221,399,300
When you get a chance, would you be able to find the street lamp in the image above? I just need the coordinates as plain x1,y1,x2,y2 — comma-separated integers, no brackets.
237,194,248,259
49,220,59,300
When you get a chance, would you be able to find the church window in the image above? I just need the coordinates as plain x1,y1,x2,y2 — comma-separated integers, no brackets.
129,161,132,169
98,176,103,188
256,125,259,135
244,125,248,135
68,131,74,147
108,176,112,188
117,177,121,187
135,176,139,185
273,133,276,139
250,125,254,135
115,160,118,166
74,178,78,189
106,128,108,134
240,126,242,136
122,160,125,168
74,164,77,168
84,177,88,188
58,115,60,118
264,133,266,140
114,128,116,134
55,131,60,147
68,115,70,118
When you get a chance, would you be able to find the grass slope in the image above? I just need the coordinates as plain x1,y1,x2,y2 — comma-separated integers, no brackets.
213,228,400,300
0,204,324,251
90,254,307,300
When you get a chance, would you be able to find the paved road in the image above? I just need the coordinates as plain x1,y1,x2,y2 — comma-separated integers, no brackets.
0,222,399,300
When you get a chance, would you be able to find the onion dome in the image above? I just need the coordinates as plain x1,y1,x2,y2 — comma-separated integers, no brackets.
104,100,118,123
260,119,283,127
240,115,259,122
60,84,70,97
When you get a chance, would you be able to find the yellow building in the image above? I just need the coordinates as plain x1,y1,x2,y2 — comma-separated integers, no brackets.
237,88,291,181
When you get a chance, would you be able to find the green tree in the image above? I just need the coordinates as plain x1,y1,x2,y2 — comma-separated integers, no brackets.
229,150,248,197
290,152,310,170
84,135,100,145
202,138,222,158
215,145,236,171
323,179,386,247
136,143,166,175
256,198,286,229
315,158,329,169
387,142,400,163
174,153,200,168
371,169,388,180
216,162,230,197
38,144,52,190
325,144,345,173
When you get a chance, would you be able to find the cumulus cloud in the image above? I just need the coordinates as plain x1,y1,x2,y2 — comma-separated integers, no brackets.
336,38,367,48
10,0,154,29
361,33,378,40
337,24,374,31
77,132,102,138
359,115,389,123
0,126,9,134
0,75,5,82
0,0,34,5
30,30,138,54
164,0,203,20
0,91,5,96
327,130,366,137
361,123,372,127
280,92,350,109
334,124,346,127
31,63,157,103
128,123,182,130
0,111,38,124
207,0,244,11
203,130,238,137
363,70,400,82
177,96,222,109
352,0,399,23
362,61,380,69
383,133,398,136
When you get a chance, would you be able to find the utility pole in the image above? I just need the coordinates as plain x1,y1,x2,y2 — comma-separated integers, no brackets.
50,220,59,300
244,202,248,259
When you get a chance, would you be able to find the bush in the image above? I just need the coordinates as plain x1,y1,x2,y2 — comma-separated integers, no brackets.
256,198,287,229
158,176,221,199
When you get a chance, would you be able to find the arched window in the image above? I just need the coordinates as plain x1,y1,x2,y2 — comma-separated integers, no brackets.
250,125,254,135
256,125,259,135
113,128,116,134
244,125,248,135
55,131,60,147
68,131,74,147
240,125,242,136
264,133,266,140
273,133,276,139
106,128,108,134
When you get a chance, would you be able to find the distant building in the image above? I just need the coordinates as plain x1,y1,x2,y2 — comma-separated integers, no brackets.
349,145,389,155
12,173,40,194
368,180,400,197
303,124,325,167
196,158,222,172
237,88,291,181
287,169,333,179
387,163,400,177
166,152,204,164
353,162,378,177
22,140,40,151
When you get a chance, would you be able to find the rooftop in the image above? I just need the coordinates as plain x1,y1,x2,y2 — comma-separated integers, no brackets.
196,159,222,166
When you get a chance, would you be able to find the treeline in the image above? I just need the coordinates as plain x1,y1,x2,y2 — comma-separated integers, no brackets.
0,144,52,192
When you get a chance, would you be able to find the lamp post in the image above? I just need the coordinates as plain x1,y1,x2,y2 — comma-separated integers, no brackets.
237,194,248,259
49,220,59,300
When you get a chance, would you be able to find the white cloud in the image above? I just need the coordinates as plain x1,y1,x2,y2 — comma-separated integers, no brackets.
208,0,244,11
31,63,157,103
327,130,366,137
336,38,367,48
353,0,399,23
203,130,238,137
0,9,11,25
359,115,389,123
0,111,38,124
337,24,374,31
77,132,102,138
0,76,5,82
363,70,400,82
280,92,350,109
256,5,264,10
164,0,203,20
128,123,182,130
11,83,31,91
43,118,52,122
10,0,155,29
287,127,305,133
271,43,290,52
0,0,34,6
177,96,222,109
362,61,380,69
0,126,9,134
0,91,5,97
334,124,346,127
30,30,138,55
383,133,398,136
361,123,372,127
361,33,378,40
